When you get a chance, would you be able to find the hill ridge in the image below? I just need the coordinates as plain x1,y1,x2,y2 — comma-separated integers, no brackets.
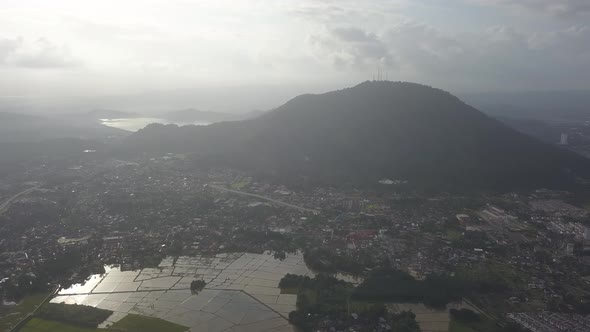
123,81,590,191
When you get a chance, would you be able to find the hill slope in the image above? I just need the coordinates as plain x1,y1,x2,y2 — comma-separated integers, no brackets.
160,109,234,123
0,112,128,143
124,82,590,191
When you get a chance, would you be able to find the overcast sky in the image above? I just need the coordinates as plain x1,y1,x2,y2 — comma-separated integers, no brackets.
1,0,589,112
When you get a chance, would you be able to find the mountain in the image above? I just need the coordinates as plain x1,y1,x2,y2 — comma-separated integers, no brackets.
238,110,266,120
495,117,561,144
85,109,141,120
0,112,123,177
463,90,590,123
123,82,590,191
0,112,128,143
161,109,235,123
161,109,266,123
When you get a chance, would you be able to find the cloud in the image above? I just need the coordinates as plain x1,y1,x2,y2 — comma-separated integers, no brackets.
0,0,588,97
309,20,590,90
471,0,590,18
309,27,395,71
0,37,79,69
0,37,21,62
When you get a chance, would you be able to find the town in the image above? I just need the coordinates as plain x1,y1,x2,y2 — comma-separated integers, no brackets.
2,151,590,331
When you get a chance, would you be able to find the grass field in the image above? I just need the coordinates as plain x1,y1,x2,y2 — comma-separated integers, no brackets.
449,320,476,332
16,313,189,332
445,229,463,241
448,316,502,332
17,318,100,332
389,303,451,332
280,288,299,295
0,293,50,331
108,314,188,332
230,177,252,190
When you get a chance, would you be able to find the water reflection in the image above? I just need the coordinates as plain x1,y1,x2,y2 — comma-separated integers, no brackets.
101,118,211,132
60,266,114,295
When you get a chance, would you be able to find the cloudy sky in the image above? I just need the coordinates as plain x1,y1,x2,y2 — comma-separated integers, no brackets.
1,0,589,112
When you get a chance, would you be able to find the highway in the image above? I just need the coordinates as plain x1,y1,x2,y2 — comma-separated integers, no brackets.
209,185,320,214
0,186,39,215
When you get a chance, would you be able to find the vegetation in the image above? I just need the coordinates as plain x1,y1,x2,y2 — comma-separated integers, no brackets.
190,280,206,294
230,229,299,254
390,311,421,332
230,177,251,190
280,274,421,331
37,303,112,328
109,314,188,332
450,309,480,323
304,247,373,275
0,292,50,331
123,81,590,192
281,274,352,330
17,317,101,332
2,271,52,302
352,269,508,308
17,314,190,332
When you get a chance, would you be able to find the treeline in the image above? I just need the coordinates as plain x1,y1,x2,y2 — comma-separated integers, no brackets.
281,274,350,313
231,229,299,254
280,274,351,331
352,269,508,308
38,303,113,328
304,247,375,275
280,274,422,332
2,248,104,302
279,274,348,292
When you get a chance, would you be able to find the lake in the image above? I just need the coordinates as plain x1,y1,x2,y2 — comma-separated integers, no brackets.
101,118,211,132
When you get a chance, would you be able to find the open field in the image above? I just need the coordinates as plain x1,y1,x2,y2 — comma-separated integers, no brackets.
389,303,451,332
108,314,187,332
448,320,475,332
0,292,50,331
448,317,501,332
388,302,480,332
17,314,189,332
230,177,252,190
17,318,100,332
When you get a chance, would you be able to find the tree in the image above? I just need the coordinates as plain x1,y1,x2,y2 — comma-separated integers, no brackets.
274,251,286,261
391,311,421,332
190,280,206,294
450,308,480,323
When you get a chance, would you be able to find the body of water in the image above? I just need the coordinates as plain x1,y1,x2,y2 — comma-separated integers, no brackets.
101,118,210,132
53,252,363,330
54,252,310,330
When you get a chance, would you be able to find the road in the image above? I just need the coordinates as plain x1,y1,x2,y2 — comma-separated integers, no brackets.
209,185,320,214
0,186,39,215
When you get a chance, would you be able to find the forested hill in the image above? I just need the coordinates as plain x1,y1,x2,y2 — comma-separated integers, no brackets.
0,112,126,142
122,81,590,191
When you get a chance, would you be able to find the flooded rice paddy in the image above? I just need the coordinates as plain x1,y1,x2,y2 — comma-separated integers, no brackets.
52,252,314,331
